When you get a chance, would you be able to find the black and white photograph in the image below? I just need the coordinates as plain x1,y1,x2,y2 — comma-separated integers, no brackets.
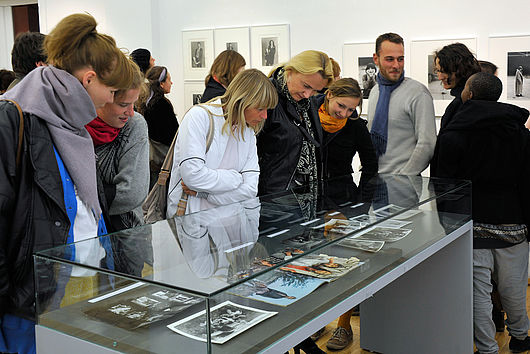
350,213,377,225
226,42,238,52
374,204,405,218
167,301,277,344
84,286,202,331
354,226,412,243
261,37,278,66
191,41,205,68
359,57,378,99
192,93,202,105
339,238,385,253
507,51,530,99
428,54,451,100
377,219,412,229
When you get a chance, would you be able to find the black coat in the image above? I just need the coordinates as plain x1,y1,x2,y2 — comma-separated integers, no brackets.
435,100,530,246
143,97,179,146
200,77,226,103
0,102,80,319
256,68,323,195
312,94,378,179
431,84,465,176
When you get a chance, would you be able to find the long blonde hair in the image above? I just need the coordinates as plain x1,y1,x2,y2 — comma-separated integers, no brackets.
271,50,334,87
208,68,277,138
44,13,133,90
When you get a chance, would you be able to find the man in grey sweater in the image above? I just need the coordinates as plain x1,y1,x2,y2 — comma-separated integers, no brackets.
367,33,436,176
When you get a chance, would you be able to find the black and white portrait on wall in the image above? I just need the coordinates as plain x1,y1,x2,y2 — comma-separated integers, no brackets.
507,51,530,99
226,42,238,52
191,41,205,68
427,54,451,100
192,94,202,105
261,37,278,66
358,57,378,99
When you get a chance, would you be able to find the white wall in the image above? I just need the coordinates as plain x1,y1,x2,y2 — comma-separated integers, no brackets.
6,0,528,117
37,0,153,55
0,6,14,70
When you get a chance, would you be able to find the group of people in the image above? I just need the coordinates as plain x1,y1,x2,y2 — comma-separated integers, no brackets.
1,12,529,353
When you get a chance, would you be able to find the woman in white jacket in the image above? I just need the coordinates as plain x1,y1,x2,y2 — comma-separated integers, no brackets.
167,69,277,217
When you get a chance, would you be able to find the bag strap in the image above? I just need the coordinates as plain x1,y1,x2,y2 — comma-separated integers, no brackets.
0,99,24,171
155,104,215,186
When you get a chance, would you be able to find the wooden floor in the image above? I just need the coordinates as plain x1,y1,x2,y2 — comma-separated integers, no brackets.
289,286,530,354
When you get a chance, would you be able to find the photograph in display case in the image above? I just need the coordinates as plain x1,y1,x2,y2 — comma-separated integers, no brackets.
182,30,214,81
339,238,385,253
231,270,326,307
213,27,250,64
353,226,412,243
250,24,290,74
84,284,202,331
280,253,362,281
489,36,530,109
409,38,477,116
342,42,375,113
167,301,277,344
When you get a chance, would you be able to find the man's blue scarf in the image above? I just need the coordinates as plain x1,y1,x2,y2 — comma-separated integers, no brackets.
370,71,405,156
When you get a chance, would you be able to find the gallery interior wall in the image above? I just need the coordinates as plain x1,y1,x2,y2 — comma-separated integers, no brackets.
1,0,528,118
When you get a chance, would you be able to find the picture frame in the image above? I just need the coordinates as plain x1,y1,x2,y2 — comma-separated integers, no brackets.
214,27,250,66
182,29,214,81
342,42,376,116
409,38,477,116
183,82,206,111
489,35,530,110
250,24,290,74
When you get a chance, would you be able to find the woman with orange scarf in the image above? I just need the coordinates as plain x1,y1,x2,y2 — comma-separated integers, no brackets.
314,78,377,181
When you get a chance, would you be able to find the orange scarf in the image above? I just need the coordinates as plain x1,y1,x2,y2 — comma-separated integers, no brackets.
319,104,347,133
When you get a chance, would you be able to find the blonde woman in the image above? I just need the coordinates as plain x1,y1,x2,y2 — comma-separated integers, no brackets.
167,69,277,217
257,50,334,195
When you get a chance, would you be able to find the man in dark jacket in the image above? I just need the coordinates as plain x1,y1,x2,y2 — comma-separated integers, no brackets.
436,72,530,353
6,32,47,91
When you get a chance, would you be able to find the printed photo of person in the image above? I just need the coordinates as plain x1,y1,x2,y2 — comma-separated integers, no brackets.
262,37,277,66
358,57,378,99
191,41,205,68
226,42,238,52
507,51,530,99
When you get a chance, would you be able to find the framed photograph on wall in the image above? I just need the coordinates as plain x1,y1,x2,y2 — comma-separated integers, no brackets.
489,36,530,110
250,24,290,74
182,30,214,81
214,27,250,65
342,42,375,115
183,82,205,111
409,38,477,116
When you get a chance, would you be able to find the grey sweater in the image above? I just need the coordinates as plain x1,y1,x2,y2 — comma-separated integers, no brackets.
95,112,149,229
367,77,436,175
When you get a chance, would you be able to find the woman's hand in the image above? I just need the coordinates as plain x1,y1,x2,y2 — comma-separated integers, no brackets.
181,182,197,196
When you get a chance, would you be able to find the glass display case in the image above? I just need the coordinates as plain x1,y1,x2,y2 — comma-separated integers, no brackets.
35,174,472,353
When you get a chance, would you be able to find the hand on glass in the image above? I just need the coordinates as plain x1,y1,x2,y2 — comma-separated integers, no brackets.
181,182,197,197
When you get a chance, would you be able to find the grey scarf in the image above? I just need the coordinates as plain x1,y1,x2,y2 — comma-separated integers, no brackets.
2,66,102,218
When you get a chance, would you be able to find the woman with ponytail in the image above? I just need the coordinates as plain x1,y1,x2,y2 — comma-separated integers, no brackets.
0,13,135,353
137,65,179,187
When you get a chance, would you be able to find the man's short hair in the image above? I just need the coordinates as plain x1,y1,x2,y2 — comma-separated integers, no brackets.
375,33,404,55
11,32,46,76
468,72,502,102
478,60,498,75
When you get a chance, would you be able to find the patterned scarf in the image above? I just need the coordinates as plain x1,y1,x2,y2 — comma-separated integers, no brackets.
370,72,405,157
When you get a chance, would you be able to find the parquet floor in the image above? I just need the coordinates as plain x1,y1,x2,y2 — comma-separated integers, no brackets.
289,286,530,353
